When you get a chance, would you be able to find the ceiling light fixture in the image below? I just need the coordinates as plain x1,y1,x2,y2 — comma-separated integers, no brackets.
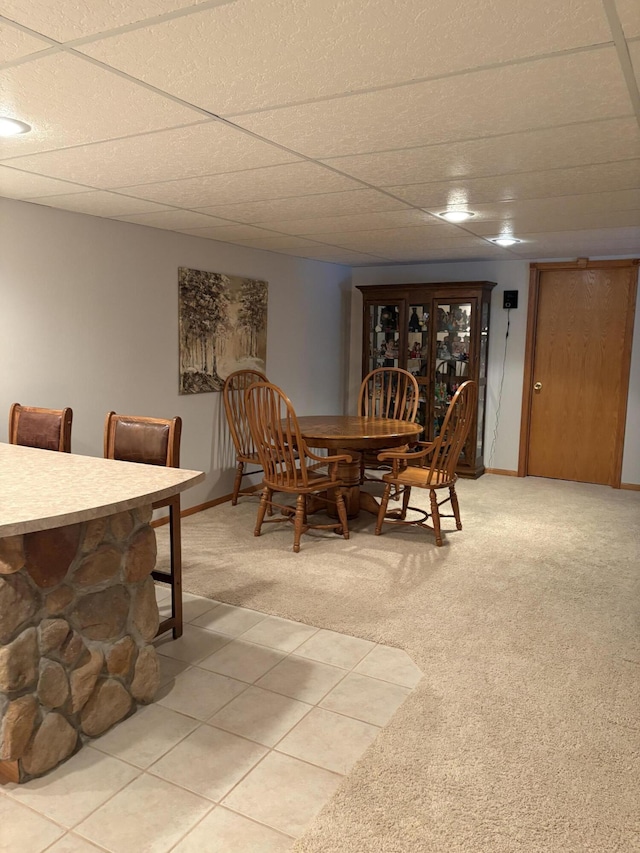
438,210,475,223
490,236,521,247
0,117,32,137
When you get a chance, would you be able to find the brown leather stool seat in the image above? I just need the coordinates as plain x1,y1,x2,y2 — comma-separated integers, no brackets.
104,412,183,639
9,403,73,452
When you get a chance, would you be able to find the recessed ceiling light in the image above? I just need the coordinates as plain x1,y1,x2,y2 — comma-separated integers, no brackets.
0,117,32,137
438,210,475,223
490,236,521,247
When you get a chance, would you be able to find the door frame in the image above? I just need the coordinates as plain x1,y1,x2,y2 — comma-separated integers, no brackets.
517,258,639,486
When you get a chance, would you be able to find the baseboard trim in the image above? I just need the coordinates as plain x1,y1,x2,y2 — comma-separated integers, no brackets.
620,482,640,491
484,468,518,477
150,485,262,528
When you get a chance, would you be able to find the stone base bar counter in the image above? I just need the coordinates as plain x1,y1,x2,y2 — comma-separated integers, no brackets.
0,443,204,783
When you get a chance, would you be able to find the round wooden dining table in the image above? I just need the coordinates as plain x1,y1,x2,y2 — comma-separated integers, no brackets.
296,415,423,518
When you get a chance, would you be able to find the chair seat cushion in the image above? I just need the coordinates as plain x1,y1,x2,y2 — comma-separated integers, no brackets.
382,466,452,488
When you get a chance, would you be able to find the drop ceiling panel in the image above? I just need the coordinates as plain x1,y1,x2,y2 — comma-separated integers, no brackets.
615,0,640,37
195,190,409,223
508,227,640,256
382,244,509,263
322,119,640,187
77,0,611,115
28,191,171,216
261,209,441,237
2,121,300,188
470,208,640,235
313,226,485,252
629,40,640,85
232,235,322,250
279,247,391,265
0,166,91,199
177,224,288,240
0,0,236,41
116,162,364,207
455,188,640,224
235,50,631,159
114,209,233,229
0,53,201,158
389,160,640,209
0,22,52,64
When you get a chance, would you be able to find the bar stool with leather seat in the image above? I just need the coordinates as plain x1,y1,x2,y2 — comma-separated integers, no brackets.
9,403,73,452
104,412,183,639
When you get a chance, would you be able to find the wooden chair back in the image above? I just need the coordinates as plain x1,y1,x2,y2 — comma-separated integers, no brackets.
245,382,313,490
222,369,267,461
9,403,73,452
358,368,419,421
425,381,476,483
103,412,181,468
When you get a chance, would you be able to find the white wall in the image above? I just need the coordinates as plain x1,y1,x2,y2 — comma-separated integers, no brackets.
0,197,351,508
351,260,640,484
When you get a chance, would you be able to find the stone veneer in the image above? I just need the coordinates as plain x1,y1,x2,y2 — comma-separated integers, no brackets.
0,504,160,782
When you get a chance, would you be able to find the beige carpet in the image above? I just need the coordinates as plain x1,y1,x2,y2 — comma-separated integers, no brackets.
157,475,640,852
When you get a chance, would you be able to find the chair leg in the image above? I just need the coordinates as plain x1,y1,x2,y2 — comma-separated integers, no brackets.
293,493,306,553
400,485,411,520
335,489,349,540
450,484,462,530
232,460,244,505
254,487,270,536
168,498,183,639
429,489,443,546
153,496,183,640
375,483,393,534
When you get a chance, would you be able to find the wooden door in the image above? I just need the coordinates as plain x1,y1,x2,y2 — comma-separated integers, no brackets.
520,260,638,486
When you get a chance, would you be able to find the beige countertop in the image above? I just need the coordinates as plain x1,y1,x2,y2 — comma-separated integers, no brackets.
0,443,205,537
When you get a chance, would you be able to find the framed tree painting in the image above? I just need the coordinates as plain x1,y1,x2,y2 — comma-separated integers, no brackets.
178,267,268,394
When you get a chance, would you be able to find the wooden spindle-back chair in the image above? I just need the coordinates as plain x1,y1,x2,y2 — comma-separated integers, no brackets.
374,380,477,546
223,369,268,505
245,381,351,553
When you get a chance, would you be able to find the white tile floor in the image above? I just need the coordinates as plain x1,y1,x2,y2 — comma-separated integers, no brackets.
0,586,422,853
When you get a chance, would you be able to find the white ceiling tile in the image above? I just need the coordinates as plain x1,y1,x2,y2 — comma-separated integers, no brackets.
177,223,284,240
78,0,611,114
116,162,363,207
0,53,201,158
279,247,391,264
235,50,631,158
507,227,640,256
0,0,236,42
195,190,409,223
629,40,640,86
322,119,640,187
382,244,508,262
615,0,640,38
470,208,640,236
27,191,171,216
114,209,232,229
389,160,640,209
4,121,299,188
453,189,640,229
309,226,484,252
0,22,52,64
232,235,321,250
263,209,440,236
0,165,91,198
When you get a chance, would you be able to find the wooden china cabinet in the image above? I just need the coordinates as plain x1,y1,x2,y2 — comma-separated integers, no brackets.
356,281,496,478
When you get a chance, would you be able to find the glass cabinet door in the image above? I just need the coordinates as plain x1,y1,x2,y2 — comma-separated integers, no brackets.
405,303,430,427
433,300,472,452
367,302,402,373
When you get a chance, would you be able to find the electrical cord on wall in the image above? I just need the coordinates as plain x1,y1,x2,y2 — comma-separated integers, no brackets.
488,307,510,468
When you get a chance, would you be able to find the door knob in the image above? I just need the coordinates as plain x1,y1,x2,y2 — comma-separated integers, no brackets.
533,382,542,391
